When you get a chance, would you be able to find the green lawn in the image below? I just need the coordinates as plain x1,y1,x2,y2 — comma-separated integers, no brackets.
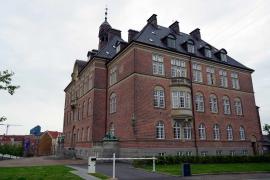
140,163,270,176
89,172,109,180
0,165,82,180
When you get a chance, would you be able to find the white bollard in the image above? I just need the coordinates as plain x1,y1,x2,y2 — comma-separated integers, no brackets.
113,153,116,179
88,156,96,174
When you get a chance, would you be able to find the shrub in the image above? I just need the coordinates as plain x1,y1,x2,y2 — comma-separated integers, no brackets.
0,144,23,157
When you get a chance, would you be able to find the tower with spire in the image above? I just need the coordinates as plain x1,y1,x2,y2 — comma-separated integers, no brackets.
98,7,112,50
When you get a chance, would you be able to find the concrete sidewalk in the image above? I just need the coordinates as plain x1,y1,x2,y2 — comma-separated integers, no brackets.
67,165,99,180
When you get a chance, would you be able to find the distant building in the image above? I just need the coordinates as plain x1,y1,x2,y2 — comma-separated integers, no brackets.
38,131,62,156
0,135,25,146
63,13,263,158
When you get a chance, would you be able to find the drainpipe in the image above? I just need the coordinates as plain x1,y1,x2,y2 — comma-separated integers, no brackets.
189,56,198,156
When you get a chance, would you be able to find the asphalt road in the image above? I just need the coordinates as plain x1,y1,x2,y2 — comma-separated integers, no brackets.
74,162,270,180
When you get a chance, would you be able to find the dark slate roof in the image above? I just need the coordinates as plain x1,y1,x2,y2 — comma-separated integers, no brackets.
75,60,87,72
132,23,252,71
95,35,125,59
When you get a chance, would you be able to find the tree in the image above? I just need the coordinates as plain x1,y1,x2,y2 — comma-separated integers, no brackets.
263,124,270,136
0,70,19,122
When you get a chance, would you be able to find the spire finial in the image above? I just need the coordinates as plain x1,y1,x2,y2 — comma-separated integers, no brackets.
105,5,108,22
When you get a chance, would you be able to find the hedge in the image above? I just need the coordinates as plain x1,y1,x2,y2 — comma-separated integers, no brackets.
0,144,23,157
133,155,270,167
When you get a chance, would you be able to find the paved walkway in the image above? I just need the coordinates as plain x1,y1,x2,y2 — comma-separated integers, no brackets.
0,156,87,167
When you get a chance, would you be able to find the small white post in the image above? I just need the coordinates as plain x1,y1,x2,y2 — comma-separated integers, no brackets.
152,156,156,172
88,156,96,174
113,153,116,179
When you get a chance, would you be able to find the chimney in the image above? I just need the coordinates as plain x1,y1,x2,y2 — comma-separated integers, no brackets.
128,29,139,42
147,14,158,28
169,21,180,34
108,28,121,41
190,28,201,40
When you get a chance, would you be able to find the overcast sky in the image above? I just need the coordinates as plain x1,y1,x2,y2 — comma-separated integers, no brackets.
1,0,270,135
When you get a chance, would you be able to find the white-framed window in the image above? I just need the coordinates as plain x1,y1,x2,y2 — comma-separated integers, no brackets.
230,150,235,156
234,98,243,115
186,151,192,156
156,121,165,139
171,59,186,77
177,151,184,156
206,67,215,85
239,126,245,140
183,122,192,140
195,92,204,112
204,46,212,58
158,152,166,156
240,150,248,156
213,124,220,140
153,54,164,75
198,123,206,140
187,40,195,53
209,94,218,113
173,122,181,139
223,96,231,115
192,63,202,82
172,91,191,109
219,70,228,87
109,67,117,85
227,125,233,141
153,86,165,108
231,72,240,89
201,151,208,157
216,150,222,156
110,93,117,113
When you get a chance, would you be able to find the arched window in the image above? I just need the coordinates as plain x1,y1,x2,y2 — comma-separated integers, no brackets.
240,126,245,140
223,96,231,114
110,93,117,113
81,128,84,141
183,122,192,140
195,93,204,112
234,98,243,115
198,123,206,140
173,122,181,139
87,127,90,141
210,94,218,113
156,121,165,139
213,124,220,140
87,98,92,116
153,86,165,108
77,129,80,142
227,125,233,141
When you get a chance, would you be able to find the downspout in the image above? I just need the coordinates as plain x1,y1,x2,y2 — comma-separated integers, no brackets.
189,56,198,156
105,63,108,135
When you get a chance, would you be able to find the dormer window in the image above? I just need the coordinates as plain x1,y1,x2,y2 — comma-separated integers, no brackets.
187,40,195,53
204,45,212,58
219,49,227,62
167,35,176,48
116,44,121,53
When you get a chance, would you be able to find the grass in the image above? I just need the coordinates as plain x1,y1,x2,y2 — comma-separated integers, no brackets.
0,165,82,180
89,172,110,180
140,163,270,176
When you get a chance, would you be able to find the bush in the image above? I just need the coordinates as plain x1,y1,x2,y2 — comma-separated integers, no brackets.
132,155,270,166
0,144,23,157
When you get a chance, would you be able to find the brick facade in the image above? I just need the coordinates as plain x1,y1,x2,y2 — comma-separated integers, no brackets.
62,15,263,158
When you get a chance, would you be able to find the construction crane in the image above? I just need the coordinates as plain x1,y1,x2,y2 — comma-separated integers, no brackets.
0,124,23,135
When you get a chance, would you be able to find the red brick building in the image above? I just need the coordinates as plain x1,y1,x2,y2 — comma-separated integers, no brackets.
63,14,263,158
